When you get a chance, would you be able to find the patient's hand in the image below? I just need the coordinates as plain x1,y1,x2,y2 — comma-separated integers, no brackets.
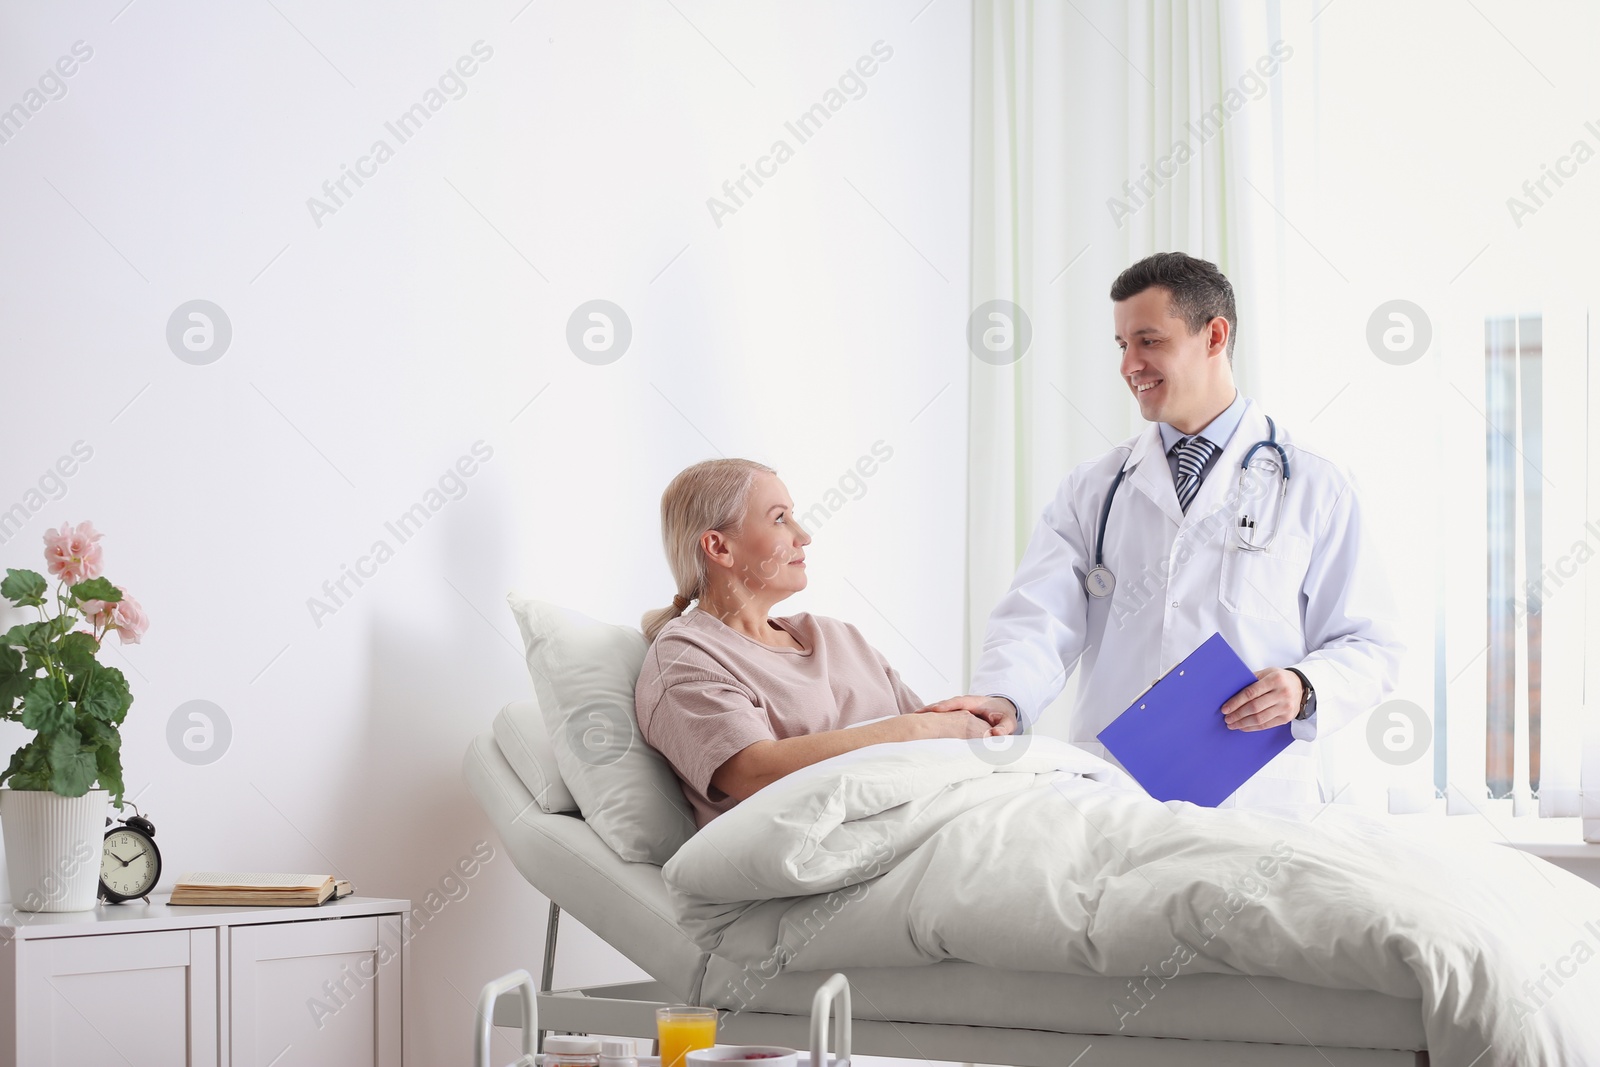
902,709,992,741
711,709,993,801
916,695,1019,737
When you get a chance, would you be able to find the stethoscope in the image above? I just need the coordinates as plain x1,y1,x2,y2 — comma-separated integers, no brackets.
1084,416,1291,599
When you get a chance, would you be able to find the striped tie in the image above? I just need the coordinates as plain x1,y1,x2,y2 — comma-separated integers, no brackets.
1173,435,1216,513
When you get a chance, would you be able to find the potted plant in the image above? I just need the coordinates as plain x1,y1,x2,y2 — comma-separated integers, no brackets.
0,522,147,911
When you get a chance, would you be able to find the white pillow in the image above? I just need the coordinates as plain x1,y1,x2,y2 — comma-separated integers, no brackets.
506,594,697,864
492,699,578,814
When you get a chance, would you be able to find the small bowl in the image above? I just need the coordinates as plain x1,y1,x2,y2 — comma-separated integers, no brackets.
685,1046,799,1067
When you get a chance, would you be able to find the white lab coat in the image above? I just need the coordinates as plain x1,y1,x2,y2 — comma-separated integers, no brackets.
969,399,1404,810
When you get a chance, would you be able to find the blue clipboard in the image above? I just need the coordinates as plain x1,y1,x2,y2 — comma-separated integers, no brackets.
1096,632,1294,807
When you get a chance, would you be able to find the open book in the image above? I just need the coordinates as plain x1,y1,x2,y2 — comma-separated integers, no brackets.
169,872,355,907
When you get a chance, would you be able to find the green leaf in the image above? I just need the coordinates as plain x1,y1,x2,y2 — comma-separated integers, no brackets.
46,728,97,797
78,668,131,725
93,742,124,808
69,577,121,604
56,632,100,672
0,645,30,709
21,676,72,733
79,715,121,751
1,569,47,608
0,738,50,792
21,649,52,679
78,717,124,805
2,621,48,651
3,617,74,652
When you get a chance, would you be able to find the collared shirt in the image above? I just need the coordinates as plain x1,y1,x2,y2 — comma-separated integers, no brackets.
1158,390,1246,490
1153,390,1315,719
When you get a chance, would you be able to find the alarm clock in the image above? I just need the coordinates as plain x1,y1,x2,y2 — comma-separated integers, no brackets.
99,804,161,905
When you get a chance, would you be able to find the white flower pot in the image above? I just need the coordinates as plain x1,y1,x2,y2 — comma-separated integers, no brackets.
1,788,108,912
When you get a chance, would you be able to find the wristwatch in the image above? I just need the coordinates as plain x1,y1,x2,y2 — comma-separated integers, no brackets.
1286,667,1315,720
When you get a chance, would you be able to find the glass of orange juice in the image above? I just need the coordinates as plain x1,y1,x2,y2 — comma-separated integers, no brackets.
656,1005,717,1067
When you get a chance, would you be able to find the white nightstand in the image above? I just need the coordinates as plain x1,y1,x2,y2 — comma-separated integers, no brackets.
0,893,409,1067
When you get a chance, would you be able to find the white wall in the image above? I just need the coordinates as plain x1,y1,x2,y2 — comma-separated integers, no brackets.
0,2,972,1062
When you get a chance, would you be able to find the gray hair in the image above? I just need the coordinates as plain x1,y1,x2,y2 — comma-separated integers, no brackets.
641,458,775,643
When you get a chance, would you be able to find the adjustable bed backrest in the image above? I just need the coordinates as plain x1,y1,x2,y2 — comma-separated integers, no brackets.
491,697,578,815
464,721,710,1003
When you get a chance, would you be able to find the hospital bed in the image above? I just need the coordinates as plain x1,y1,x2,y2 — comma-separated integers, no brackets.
465,701,1432,1066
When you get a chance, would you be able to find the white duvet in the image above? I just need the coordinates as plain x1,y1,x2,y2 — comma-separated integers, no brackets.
662,736,1600,1064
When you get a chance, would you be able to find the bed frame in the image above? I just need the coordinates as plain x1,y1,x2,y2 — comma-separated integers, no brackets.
493,903,1426,1066
466,713,1431,1066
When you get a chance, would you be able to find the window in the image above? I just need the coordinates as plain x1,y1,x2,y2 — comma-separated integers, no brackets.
1482,314,1544,803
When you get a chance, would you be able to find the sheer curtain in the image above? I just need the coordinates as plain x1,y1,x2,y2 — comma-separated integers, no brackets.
966,0,1285,725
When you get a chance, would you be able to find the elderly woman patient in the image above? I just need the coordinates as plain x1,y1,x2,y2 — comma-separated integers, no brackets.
636,458,996,828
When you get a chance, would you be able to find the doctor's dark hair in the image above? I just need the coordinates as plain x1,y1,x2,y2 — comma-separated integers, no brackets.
1110,252,1237,361
642,458,776,644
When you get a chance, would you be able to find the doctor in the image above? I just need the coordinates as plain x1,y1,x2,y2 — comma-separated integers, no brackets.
928,252,1403,809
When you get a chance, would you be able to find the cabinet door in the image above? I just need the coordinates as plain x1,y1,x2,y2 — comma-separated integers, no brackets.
17,928,219,1067
230,914,402,1067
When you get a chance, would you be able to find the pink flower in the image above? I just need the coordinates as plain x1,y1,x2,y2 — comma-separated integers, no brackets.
81,588,150,645
43,521,104,585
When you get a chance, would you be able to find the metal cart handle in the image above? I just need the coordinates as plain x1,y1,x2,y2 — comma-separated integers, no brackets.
809,973,851,1065
475,969,538,1067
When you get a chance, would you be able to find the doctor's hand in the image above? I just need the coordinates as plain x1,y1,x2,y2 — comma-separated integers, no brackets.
914,695,1019,737
1220,668,1303,731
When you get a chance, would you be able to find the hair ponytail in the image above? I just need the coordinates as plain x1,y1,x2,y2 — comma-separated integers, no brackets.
641,594,693,644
